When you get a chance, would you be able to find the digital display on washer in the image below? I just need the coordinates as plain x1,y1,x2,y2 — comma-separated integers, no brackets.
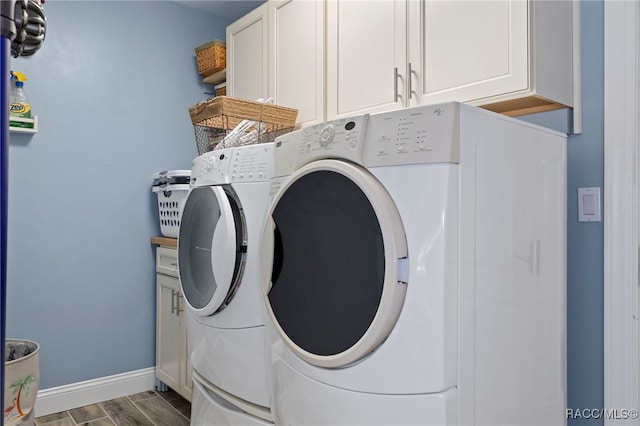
269,170,385,357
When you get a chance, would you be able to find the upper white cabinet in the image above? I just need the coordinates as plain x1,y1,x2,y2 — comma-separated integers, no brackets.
227,4,268,101
409,1,526,106
326,0,407,119
229,0,577,124
408,0,574,116
268,0,325,127
327,0,575,119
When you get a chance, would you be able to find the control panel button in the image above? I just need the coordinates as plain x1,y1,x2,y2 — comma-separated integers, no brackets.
319,124,335,147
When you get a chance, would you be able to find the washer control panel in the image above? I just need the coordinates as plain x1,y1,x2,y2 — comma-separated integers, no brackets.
191,147,233,185
229,142,274,183
364,103,460,167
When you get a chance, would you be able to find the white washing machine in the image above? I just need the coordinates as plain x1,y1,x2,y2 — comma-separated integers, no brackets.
178,143,275,425
261,102,567,425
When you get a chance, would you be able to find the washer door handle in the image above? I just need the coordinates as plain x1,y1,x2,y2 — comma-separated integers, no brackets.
211,208,235,294
261,216,275,293
206,186,238,313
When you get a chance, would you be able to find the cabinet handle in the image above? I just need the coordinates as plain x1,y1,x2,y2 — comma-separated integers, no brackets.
407,62,413,99
394,67,399,103
530,240,541,277
177,293,184,315
171,289,178,315
535,240,541,277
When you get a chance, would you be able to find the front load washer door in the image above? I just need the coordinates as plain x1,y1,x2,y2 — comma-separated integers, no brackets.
263,159,408,368
179,186,246,316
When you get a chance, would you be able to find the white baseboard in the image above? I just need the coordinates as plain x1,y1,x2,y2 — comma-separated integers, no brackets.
35,367,156,418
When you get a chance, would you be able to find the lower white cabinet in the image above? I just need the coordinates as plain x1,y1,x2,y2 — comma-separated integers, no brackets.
155,246,192,402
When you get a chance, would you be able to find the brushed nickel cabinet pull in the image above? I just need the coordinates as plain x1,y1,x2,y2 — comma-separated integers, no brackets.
171,289,178,315
407,62,413,99
394,67,399,103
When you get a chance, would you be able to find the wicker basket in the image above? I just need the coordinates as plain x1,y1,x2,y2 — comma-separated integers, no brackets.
189,96,298,155
195,40,226,77
215,84,227,97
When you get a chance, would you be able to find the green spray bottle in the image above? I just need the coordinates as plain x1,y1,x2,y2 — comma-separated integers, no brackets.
9,71,33,129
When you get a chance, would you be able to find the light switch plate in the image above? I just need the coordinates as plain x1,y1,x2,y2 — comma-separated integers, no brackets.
578,187,601,222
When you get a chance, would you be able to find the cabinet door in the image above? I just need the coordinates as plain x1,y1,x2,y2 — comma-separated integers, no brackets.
227,4,268,101
408,0,528,106
269,0,325,127
156,273,181,391
459,125,566,425
326,0,407,120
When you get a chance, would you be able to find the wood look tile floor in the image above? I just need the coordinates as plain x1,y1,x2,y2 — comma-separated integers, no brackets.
35,389,190,426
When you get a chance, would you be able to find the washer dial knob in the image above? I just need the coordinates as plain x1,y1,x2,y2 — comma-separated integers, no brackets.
319,124,335,147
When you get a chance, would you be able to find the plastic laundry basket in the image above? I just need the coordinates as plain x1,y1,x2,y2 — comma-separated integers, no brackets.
152,170,191,238
4,339,39,426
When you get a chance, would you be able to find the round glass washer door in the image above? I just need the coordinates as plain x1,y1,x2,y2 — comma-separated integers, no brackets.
178,185,246,316
262,159,408,368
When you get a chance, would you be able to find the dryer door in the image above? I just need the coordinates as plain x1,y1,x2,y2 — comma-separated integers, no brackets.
263,159,408,368
179,186,246,316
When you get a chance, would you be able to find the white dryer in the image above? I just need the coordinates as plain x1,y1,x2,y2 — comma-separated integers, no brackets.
261,103,567,425
178,143,275,425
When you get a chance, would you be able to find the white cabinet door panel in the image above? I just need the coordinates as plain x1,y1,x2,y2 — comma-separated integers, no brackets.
327,0,406,119
156,248,192,402
227,4,268,101
409,0,528,106
269,0,324,126
458,118,566,425
156,274,181,390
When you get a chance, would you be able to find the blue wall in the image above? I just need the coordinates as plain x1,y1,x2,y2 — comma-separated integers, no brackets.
567,1,604,423
6,1,230,389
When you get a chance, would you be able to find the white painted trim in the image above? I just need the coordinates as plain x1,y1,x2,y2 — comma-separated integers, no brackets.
572,0,582,134
34,368,156,418
604,0,639,424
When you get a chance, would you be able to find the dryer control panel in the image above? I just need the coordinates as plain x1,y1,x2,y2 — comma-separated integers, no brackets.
364,103,460,167
273,115,369,176
191,147,233,186
229,142,275,183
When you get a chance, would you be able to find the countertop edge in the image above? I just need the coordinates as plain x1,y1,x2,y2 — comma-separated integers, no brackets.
151,237,177,248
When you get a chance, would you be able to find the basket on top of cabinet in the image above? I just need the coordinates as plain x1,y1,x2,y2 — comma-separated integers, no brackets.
188,96,298,155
